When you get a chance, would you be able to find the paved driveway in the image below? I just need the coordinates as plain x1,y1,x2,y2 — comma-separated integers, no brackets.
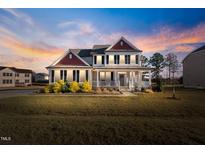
0,88,41,99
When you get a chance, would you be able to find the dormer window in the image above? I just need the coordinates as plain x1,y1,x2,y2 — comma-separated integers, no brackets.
120,41,123,46
69,54,72,59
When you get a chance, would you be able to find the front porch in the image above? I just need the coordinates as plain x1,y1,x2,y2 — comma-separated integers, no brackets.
92,69,151,91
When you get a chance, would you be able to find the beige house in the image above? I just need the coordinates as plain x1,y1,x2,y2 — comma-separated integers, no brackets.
183,45,205,88
0,66,32,87
47,37,152,91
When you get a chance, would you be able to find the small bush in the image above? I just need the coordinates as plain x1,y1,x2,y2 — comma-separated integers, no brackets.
53,82,62,93
101,88,110,94
95,87,102,94
69,81,80,93
44,86,50,93
144,89,154,93
44,84,54,93
81,81,92,92
52,80,66,93
62,84,69,93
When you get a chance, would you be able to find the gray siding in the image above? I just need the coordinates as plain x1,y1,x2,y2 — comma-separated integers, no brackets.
183,49,205,88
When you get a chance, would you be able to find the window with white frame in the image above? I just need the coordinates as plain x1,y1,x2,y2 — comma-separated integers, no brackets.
125,55,130,64
99,72,105,81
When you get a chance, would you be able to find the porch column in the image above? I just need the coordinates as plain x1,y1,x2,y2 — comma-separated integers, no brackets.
96,70,99,87
89,70,92,86
138,71,142,89
149,70,151,87
131,71,134,89
114,70,117,86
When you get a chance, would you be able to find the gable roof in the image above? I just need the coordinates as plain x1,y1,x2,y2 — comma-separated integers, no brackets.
106,36,142,52
0,66,6,71
0,66,32,73
47,36,143,68
48,50,91,67
183,45,205,63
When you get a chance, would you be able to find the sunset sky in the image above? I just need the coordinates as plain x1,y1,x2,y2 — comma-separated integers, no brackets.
0,8,205,73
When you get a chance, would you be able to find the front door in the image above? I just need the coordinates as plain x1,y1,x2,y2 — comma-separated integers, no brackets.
119,74,125,86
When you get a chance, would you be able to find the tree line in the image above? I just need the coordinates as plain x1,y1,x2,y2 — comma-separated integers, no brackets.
142,52,181,97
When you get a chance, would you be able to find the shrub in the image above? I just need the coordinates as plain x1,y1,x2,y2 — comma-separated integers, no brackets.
152,79,162,92
95,87,102,94
44,84,54,93
44,86,50,93
52,80,66,93
53,82,62,93
69,81,80,93
81,81,92,92
62,84,69,93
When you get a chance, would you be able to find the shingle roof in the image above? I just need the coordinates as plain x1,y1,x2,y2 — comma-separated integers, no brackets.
0,66,32,73
10,67,33,73
0,66,6,70
93,45,110,49
183,45,205,63
69,48,108,65
192,45,205,54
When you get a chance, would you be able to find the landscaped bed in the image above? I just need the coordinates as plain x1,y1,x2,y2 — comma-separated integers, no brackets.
0,88,205,144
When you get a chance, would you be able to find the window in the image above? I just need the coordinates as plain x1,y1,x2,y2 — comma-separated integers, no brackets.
15,73,19,77
85,70,89,81
3,73,6,76
136,55,139,64
9,73,12,76
94,55,97,64
64,70,67,82
10,80,12,84
76,70,80,82
114,55,120,64
60,70,63,80
111,72,114,81
25,80,30,83
16,80,19,83
3,80,5,84
69,53,72,59
100,72,105,81
125,55,130,64
102,56,104,64
73,70,80,82
73,70,76,81
106,55,109,64
120,41,123,46
25,73,29,77
6,79,9,84
51,70,55,82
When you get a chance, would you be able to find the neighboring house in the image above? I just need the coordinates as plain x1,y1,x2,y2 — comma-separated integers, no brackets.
35,73,49,82
0,66,32,87
183,45,205,89
47,37,152,90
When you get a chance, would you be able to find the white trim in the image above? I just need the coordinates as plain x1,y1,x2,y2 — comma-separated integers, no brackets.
70,50,91,66
47,66,92,68
48,49,91,67
106,36,140,51
49,50,69,67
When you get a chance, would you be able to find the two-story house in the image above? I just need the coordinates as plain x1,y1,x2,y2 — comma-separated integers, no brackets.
47,37,152,90
0,66,33,87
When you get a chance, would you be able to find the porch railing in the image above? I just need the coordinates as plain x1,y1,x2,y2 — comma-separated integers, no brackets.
92,80,119,87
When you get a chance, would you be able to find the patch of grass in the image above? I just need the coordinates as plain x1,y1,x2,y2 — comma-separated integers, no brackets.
0,88,205,144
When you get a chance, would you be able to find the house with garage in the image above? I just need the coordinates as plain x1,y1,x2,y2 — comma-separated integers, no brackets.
183,45,205,89
0,66,33,87
47,37,152,91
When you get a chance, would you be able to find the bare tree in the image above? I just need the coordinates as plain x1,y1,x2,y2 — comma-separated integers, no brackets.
164,53,180,98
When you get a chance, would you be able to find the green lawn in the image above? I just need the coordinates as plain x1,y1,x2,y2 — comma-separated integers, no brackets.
0,88,205,144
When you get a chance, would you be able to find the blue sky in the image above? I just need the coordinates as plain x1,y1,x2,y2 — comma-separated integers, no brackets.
0,8,205,72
